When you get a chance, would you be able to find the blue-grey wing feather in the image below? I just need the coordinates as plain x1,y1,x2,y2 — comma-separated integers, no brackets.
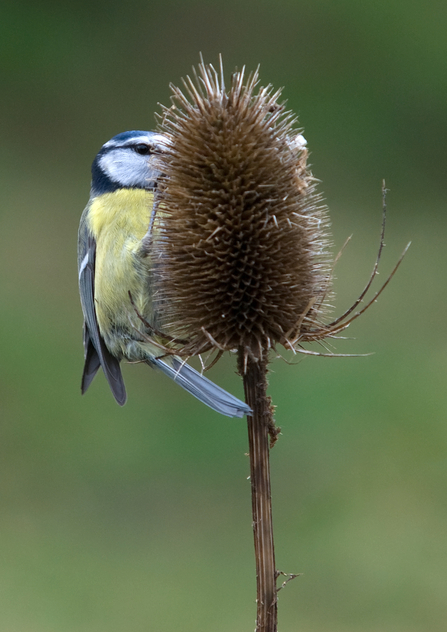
78,208,127,405
81,325,101,391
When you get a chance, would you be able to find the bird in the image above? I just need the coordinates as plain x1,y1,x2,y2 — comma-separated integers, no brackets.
77,130,252,418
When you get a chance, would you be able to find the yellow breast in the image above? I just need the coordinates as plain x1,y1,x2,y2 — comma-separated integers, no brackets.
87,189,154,339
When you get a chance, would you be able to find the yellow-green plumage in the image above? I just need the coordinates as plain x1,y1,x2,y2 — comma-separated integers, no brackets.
87,188,155,356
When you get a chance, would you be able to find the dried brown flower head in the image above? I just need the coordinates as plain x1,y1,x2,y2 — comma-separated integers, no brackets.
151,61,332,364
147,60,409,372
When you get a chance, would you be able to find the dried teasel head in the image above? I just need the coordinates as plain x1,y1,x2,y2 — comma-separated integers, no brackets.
150,60,333,367
149,60,409,369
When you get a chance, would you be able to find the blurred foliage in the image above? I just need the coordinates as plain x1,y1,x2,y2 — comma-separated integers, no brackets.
1,0,446,630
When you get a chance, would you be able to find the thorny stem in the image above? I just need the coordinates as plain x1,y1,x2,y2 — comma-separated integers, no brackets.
239,350,280,632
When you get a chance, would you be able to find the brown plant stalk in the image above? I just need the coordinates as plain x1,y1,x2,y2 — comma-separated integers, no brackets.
239,350,278,631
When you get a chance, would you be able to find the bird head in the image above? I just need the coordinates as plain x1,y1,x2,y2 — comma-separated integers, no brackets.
91,130,168,195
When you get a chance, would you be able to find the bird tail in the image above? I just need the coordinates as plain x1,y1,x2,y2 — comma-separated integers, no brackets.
151,356,252,418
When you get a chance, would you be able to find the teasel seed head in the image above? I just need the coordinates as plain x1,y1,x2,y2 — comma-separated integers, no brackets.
152,60,332,365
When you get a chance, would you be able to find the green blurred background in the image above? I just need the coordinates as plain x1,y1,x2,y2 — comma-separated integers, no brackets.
1,1,446,630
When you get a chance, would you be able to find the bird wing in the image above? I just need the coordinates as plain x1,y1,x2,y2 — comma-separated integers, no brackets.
78,206,127,405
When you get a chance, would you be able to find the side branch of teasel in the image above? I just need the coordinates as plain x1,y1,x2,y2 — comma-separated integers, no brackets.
238,350,279,632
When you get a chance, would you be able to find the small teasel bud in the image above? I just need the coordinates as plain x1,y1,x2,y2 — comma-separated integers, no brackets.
152,61,332,365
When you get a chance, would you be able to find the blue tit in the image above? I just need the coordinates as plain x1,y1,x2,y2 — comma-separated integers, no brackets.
77,131,251,418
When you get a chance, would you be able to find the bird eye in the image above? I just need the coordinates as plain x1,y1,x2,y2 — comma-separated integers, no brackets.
134,143,150,155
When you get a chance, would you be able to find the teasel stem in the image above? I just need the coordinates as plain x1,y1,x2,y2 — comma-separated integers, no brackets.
239,350,278,632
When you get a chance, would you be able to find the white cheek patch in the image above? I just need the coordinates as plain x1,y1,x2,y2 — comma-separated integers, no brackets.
99,149,154,188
